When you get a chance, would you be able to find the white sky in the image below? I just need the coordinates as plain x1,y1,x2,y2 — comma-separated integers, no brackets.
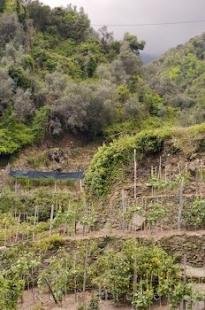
41,0,205,55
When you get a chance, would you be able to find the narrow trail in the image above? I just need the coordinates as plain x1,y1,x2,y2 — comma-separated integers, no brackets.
5,228,205,249
62,228,205,242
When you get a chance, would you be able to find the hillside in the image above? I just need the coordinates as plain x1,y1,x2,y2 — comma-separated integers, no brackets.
146,34,205,125
0,1,205,310
0,0,158,156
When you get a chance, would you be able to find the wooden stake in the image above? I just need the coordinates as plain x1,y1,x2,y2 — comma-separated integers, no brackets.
134,149,137,200
177,179,184,231
49,204,54,235
158,156,162,179
121,189,126,230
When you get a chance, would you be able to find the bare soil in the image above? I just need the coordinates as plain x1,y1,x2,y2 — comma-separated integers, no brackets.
18,290,167,310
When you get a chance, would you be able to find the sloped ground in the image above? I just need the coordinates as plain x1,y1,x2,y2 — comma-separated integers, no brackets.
19,290,163,310
12,137,99,172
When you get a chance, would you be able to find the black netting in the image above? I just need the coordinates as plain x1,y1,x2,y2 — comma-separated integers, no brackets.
9,170,84,180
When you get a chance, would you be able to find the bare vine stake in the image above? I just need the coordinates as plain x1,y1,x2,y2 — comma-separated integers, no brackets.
203,249,205,309
83,245,89,302
151,166,154,178
121,189,126,230
164,165,167,181
49,204,54,235
33,205,38,241
80,179,83,193
181,255,187,310
177,178,184,231
158,156,162,179
83,196,87,236
134,149,137,200
14,179,18,193
15,214,21,242
50,182,57,235
74,251,77,301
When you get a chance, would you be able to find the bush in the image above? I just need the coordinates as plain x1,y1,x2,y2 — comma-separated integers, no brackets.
8,66,31,89
183,199,205,229
86,124,205,196
0,123,34,155
86,128,170,196
92,240,191,308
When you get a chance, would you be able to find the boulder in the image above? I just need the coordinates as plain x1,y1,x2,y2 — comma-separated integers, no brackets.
130,214,146,231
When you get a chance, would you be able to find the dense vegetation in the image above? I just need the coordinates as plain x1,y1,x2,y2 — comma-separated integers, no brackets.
2,0,204,156
146,34,205,125
0,0,161,155
86,123,205,196
0,1,205,309
0,233,200,309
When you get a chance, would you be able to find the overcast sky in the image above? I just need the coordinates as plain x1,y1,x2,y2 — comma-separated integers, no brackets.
41,0,205,56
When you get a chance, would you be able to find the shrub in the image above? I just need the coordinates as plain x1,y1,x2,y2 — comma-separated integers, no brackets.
86,124,205,196
183,199,205,229
86,128,170,196
8,66,31,89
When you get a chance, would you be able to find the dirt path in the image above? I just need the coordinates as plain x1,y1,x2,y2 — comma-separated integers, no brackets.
18,290,168,310
5,228,205,249
182,265,205,279
61,228,205,242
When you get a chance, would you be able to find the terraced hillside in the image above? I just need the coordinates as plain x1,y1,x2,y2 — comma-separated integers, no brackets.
0,1,204,309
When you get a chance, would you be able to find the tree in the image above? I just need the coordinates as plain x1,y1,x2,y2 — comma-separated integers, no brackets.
124,33,145,55
0,68,14,115
13,88,35,121
0,13,23,48
98,26,114,52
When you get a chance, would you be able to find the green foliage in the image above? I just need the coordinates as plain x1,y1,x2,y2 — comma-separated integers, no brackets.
147,33,205,124
38,253,72,301
35,234,65,252
8,66,32,89
87,295,99,310
86,128,170,196
146,203,168,227
3,0,17,13
183,199,205,229
86,124,205,196
149,173,190,190
92,240,191,308
0,122,34,155
132,288,154,310
38,242,98,300
32,106,50,142
0,273,24,310
0,0,6,12
0,104,51,155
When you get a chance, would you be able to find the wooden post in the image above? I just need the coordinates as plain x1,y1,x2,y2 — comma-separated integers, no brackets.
177,179,184,231
74,252,77,301
134,149,137,200
83,246,89,303
80,179,83,193
181,255,187,310
49,204,54,235
50,181,57,235
158,156,162,179
15,180,18,193
33,205,38,241
121,189,126,230
164,165,167,181
151,166,154,178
